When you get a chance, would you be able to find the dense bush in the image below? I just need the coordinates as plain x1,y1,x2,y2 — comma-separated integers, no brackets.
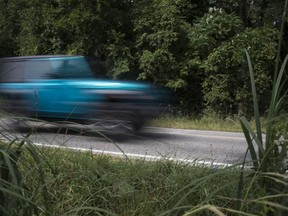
202,26,278,116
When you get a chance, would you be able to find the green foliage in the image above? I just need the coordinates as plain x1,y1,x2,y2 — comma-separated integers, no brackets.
210,0,284,27
239,51,288,216
1,144,286,215
105,30,133,79
239,3,288,210
0,0,19,56
132,0,209,113
173,0,209,23
193,8,243,43
176,8,244,115
0,137,49,215
202,26,278,116
133,0,193,89
0,0,286,116
17,0,93,55
13,0,132,56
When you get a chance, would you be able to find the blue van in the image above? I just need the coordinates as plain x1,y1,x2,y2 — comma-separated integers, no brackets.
0,55,167,132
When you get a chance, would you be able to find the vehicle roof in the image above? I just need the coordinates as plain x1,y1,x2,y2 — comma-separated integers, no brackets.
0,55,83,62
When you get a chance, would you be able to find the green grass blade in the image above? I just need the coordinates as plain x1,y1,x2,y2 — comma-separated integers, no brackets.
270,54,288,113
236,148,249,210
240,116,265,154
0,150,21,185
183,204,258,216
240,117,259,168
245,50,263,144
60,206,118,216
24,142,50,215
274,95,287,115
183,205,226,216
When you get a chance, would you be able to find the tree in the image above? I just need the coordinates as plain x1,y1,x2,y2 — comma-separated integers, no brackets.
210,0,286,27
0,0,19,56
130,0,210,113
202,25,278,116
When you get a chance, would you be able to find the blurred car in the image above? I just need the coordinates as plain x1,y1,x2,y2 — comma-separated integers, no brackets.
0,55,168,132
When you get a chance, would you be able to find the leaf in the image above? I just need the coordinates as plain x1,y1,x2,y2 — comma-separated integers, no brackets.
245,50,263,145
240,117,259,168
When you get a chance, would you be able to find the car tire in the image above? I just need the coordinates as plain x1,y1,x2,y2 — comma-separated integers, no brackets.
130,111,144,133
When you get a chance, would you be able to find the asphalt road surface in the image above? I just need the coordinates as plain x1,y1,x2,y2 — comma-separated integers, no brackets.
1,120,251,166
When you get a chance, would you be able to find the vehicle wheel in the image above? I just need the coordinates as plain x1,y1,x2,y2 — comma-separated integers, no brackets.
114,111,144,133
130,111,144,132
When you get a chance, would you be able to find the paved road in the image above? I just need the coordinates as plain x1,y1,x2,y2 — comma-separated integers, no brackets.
1,121,250,166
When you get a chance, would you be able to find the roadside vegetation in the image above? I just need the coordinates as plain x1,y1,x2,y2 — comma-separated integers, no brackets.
1,142,287,216
149,113,246,132
1,0,288,215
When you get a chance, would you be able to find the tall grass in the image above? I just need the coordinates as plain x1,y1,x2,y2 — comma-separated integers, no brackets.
1,145,285,216
0,119,119,216
0,116,286,215
0,133,48,215
236,0,288,215
237,52,288,215
240,51,288,174
240,0,288,176
0,147,267,216
149,114,244,132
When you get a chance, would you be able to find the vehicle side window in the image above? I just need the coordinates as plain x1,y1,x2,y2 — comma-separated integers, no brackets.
0,61,26,82
0,56,94,81
25,59,56,80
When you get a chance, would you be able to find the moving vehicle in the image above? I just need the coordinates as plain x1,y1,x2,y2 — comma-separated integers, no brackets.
0,55,167,132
